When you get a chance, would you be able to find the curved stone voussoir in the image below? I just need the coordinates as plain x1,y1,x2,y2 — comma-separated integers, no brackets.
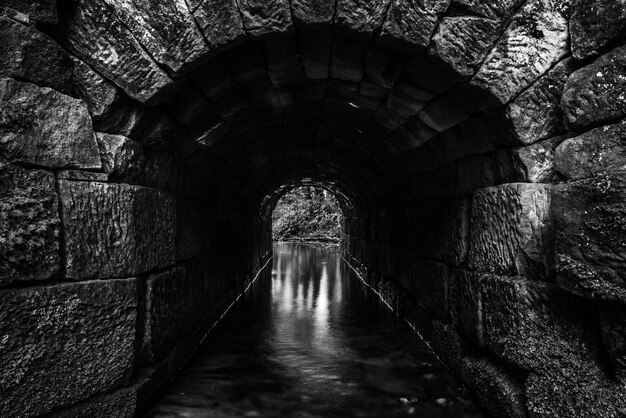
561,45,626,130
100,0,211,76
336,0,391,37
0,279,136,417
57,0,177,104
470,0,570,108
447,0,525,20
0,16,74,95
71,57,123,122
192,0,246,50
59,180,176,280
570,0,626,60
0,161,60,286
292,0,336,26
379,0,450,51
237,0,292,37
0,78,101,169
428,16,505,79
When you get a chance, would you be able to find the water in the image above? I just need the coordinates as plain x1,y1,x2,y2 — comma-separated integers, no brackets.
145,243,485,418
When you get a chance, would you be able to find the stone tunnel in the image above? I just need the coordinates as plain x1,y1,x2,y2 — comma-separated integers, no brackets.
1,0,625,416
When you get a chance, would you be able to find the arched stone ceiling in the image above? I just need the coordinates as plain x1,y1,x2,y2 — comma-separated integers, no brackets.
53,0,576,208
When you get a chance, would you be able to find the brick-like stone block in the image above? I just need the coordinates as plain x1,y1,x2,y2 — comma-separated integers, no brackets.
0,161,60,286
141,267,196,364
237,0,292,37
461,357,527,418
379,0,449,51
193,0,245,49
562,45,626,130
470,183,553,279
511,136,564,183
449,269,484,346
0,279,137,417
71,57,122,122
0,16,72,94
556,120,626,181
552,173,626,302
1,0,58,24
570,0,626,60
59,180,176,280
481,275,598,373
0,78,101,169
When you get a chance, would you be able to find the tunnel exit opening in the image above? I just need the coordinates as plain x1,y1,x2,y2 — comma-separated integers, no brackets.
271,186,344,243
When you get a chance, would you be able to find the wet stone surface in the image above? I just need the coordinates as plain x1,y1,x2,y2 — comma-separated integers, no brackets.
145,243,484,418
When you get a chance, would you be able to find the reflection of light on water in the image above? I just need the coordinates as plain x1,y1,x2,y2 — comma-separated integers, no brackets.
314,264,330,345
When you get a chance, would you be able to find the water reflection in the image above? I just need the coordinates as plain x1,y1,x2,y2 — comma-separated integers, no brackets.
145,243,484,418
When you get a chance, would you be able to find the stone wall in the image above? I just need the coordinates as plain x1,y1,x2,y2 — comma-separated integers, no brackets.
0,0,625,417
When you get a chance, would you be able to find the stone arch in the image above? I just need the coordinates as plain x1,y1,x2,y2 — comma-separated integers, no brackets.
0,0,625,417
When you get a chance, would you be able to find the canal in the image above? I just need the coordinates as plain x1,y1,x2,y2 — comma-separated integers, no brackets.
145,243,485,417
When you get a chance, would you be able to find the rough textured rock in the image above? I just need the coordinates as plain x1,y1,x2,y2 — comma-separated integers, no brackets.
561,45,626,130
48,383,140,418
0,279,136,417
0,16,73,94
56,170,108,182
192,0,245,49
0,78,101,169
449,269,483,345
0,161,59,286
71,57,122,122
237,0,292,37
141,267,194,364
556,120,626,180
461,357,527,418
57,0,176,104
379,0,450,50
59,180,176,280
552,173,626,302
506,58,577,145
470,0,569,107
447,0,524,19
526,371,626,418
336,0,390,36
97,133,173,190
570,0,626,59
429,17,504,78
1,0,58,24
470,183,553,278
100,0,210,75
292,0,335,26
511,136,563,183
481,275,599,372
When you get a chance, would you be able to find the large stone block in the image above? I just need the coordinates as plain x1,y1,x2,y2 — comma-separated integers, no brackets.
379,0,449,51
1,0,57,24
526,371,626,418
49,383,140,418
292,0,335,26
336,0,390,36
561,45,626,130
0,161,59,286
97,133,173,190
505,58,576,145
461,357,527,418
0,78,101,169
0,16,73,94
100,0,210,75
237,0,292,37
553,173,626,301
470,183,553,278
470,0,569,107
429,16,504,78
0,279,136,417
192,0,245,49
71,57,122,122
570,0,626,60
58,0,176,104
481,275,599,373
511,136,564,183
556,120,626,180
59,180,176,280
140,267,195,364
